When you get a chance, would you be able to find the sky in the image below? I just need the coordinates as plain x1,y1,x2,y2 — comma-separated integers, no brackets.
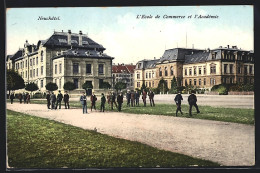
6,6,253,64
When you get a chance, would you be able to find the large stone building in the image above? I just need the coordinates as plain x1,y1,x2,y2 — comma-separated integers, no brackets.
112,63,135,91
6,30,114,94
134,45,254,90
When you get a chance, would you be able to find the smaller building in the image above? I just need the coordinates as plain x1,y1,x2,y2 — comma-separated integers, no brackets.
112,63,135,91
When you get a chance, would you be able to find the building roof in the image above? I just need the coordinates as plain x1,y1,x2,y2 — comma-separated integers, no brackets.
184,51,210,64
135,59,159,69
112,64,135,73
11,49,23,61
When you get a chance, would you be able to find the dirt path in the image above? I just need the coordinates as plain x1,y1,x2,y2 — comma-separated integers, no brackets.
6,103,255,166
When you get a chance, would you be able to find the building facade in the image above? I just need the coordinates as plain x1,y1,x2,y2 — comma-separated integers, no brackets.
134,45,254,90
6,30,114,94
112,63,135,91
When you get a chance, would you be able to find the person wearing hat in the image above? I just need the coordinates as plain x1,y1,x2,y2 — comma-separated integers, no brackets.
148,89,155,107
174,91,183,116
117,92,123,112
63,91,70,109
80,92,87,114
126,90,131,107
10,92,15,104
56,90,63,109
90,92,97,111
50,92,56,110
100,93,106,112
188,90,200,116
111,91,117,110
142,90,147,107
46,91,51,109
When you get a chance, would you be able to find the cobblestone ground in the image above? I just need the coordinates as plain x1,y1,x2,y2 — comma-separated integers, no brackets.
6,103,255,166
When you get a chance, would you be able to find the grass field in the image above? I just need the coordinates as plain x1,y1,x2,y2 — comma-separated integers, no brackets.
8,98,254,125
7,110,219,168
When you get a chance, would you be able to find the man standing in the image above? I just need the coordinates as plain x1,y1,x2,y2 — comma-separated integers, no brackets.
117,92,123,112
10,92,15,104
188,90,200,116
148,90,155,107
90,92,97,111
51,92,56,110
18,93,23,104
111,91,117,110
135,90,140,106
46,91,51,109
131,91,135,107
26,93,30,104
126,90,131,107
174,91,183,116
100,93,106,112
64,91,70,109
107,92,111,109
80,92,87,114
56,90,63,109
142,90,147,107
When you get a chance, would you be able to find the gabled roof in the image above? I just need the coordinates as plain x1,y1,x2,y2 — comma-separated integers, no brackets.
125,65,135,73
112,64,135,73
135,59,159,69
6,55,13,61
11,49,23,61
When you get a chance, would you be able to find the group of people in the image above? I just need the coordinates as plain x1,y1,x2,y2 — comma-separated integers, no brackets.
46,90,70,110
9,92,31,104
174,90,200,116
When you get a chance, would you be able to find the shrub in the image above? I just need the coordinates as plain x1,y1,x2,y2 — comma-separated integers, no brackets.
33,92,44,98
218,85,228,95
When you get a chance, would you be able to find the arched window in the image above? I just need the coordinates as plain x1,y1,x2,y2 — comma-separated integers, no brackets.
165,67,168,76
159,67,162,77
170,66,174,76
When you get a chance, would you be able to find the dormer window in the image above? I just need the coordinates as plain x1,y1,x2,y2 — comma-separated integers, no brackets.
82,41,89,45
85,51,90,56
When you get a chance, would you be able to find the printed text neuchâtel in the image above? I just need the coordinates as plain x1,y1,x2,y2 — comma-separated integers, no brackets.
38,16,61,20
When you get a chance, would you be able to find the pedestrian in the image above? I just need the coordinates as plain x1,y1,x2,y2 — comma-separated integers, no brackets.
26,93,30,104
174,91,183,116
148,89,155,107
23,92,26,104
126,90,131,107
80,92,87,114
188,90,200,116
142,90,147,107
56,90,63,109
46,91,51,109
10,92,15,104
107,92,111,109
100,93,106,112
51,92,56,109
111,91,117,110
131,91,135,107
64,91,70,109
90,92,97,111
135,90,140,106
18,93,23,104
117,92,123,112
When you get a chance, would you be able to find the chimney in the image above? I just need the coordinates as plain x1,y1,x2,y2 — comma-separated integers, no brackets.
79,30,83,46
227,45,229,49
68,30,72,45
32,44,34,52
154,57,156,60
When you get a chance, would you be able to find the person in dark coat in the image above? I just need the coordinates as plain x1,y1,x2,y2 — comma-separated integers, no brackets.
117,92,123,112
56,90,63,109
90,92,97,111
50,92,56,110
111,91,117,110
188,90,200,116
26,93,30,104
23,92,26,104
107,92,111,109
126,90,131,107
10,93,15,104
80,92,87,114
135,91,140,106
63,91,70,109
130,91,135,107
100,93,106,112
18,93,23,104
142,90,147,107
46,91,51,109
174,92,183,116
148,90,155,107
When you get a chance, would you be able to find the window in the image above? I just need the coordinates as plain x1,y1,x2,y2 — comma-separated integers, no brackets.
223,77,226,84
244,66,248,75
59,63,62,74
189,79,192,85
36,68,38,76
86,64,91,74
137,73,140,79
210,64,216,74
185,68,187,75
249,65,253,74
229,64,233,74
33,69,35,77
146,73,148,79
170,66,174,76
199,79,201,85
30,70,32,77
165,67,168,76
230,77,233,84
137,82,140,87
59,79,61,89
238,66,241,74
26,60,27,67
194,67,197,75
204,78,206,85
33,58,35,65
73,63,79,74
212,52,217,60
159,68,162,77
224,64,228,74
36,57,38,65
25,71,27,78
41,51,44,62
41,66,43,75
210,78,216,85
199,68,202,75
149,73,151,78
30,59,32,66
41,80,43,88
73,78,78,88
185,79,188,86
98,64,104,74
194,79,197,86
189,68,192,75
149,82,151,87
203,66,206,74
152,81,154,87
55,64,57,74
146,82,148,87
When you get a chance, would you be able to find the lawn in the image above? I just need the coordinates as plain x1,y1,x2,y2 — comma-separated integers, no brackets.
10,98,254,125
7,110,219,168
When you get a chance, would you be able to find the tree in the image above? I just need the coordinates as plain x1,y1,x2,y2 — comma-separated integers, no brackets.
25,82,39,96
63,81,76,93
140,80,147,92
115,81,126,92
7,69,25,97
157,78,169,94
82,81,93,95
169,76,178,94
99,81,111,89
45,82,58,92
